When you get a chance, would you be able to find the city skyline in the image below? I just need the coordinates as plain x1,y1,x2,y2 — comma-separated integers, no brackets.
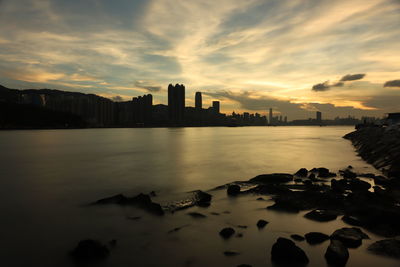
0,0,399,119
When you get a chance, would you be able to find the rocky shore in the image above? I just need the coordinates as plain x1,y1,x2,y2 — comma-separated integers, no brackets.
344,126,400,178
73,165,400,266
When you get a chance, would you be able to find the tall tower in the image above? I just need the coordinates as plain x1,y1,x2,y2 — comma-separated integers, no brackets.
269,108,273,125
168,84,185,123
195,92,202,110
212,101,220,114
316,111,322,122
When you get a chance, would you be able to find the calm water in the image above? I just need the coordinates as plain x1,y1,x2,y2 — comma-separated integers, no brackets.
0,126,396,266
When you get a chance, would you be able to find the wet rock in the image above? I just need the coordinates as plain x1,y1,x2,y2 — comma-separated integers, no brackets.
271,237,309,265
304,209,338,222
256,219,269,229
359,173,376,178
331,227,369,248
227,185,241,196
294,178,303,183
166,190,213,211
245,184,291,195
187,212,206,218
305,232,330,245
349,179,371,191
267,202,299,213
374,175,388,185
340,169,357,179
94,193,164,216
168,224,190,234
249,173,293,184
219,227,235,239
325,240,349,266
295,168,308,177
316,167,337,178
70,239,109,261
210,212,220,215
368,237,400,259
223,251,240,256
193,190,212,206
342,215,362,226
237,225,248,229
291,234,305,241
308,173,316,180
303,180,313,186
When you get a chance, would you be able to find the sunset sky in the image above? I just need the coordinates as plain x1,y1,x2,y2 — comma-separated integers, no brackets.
0,0,399,119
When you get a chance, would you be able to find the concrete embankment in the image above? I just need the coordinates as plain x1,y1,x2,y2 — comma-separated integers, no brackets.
344,126,400,178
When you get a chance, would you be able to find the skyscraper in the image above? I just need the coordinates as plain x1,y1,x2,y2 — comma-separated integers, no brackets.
195,92,202,109
269,108,273,125
212,101,220,114
168,84,185,123
316,111,322,122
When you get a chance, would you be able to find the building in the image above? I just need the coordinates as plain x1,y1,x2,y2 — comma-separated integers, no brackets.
168,84,185,124
316,111,322,122
195,92,202,110
212,101,220,114
132,94,152,125
269,108,273,125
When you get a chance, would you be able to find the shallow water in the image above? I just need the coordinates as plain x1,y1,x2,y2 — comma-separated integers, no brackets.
0,126,395,266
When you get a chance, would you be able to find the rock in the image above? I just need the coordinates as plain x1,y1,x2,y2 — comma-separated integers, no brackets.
359,173,376,178
316,167,336,178
256,197,265,201
249,173,293,184
246,184,291,195
304,209,338,222
267,202,300,213
271,237,309,265
325,240,349,266
223,251,240,256
303,180,313,186
237,225,248,229
308,173,316,180
368,237,400,259
305,232,330,245
349,179,371,191
192,190,212,206
187,212,206,218
291,234,305,241
341,169,357,179
342,215,363,226
70,239,109,261
331,227,369,248
210,212,220,215
256,219,269,229
374,175,388,185
94,193,164,216
295,168,308,177
227,185,241,196
219,227,235,239
294,178,303,183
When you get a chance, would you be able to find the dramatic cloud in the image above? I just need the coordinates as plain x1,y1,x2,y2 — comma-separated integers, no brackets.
312,81,330,92
340,74,366,81
384,79,400,88
134,80,162,92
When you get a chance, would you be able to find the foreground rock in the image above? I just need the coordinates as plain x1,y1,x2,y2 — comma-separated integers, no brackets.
164,190,213,211
305,232,330,245
331,227,369,248
94,193,164,215
227,185,241,196
271,237,309,266
325,240,349,266
250,173,293,184
219,227,235,239
70,239,109,261
291,234,305,241
368,237,400,259
304,209,338,222
256,219,269,229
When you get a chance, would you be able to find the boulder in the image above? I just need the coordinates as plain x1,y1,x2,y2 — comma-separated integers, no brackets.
349,179,371,192
331,227,369,248
325,240,349,266
227,185,241,196
291,234,305,241
368,237,400,259
305,232,330,245
342,215,363,226
192,190,212,206
271,237,309,265
256,219,269,229
295,168,308,177
70,239,109,261
316,167,336,178
304,209,338,222
250,173,293,184
219,227,235,239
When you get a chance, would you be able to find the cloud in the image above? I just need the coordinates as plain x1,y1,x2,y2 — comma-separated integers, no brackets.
111,95,124,102
134,80,162,92
383,79,400,87
312,81,330,92
340,73,366,81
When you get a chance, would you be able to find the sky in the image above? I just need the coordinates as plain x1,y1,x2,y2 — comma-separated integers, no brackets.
0,0,399,119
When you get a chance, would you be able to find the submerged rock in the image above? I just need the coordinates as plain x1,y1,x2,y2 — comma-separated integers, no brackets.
219,227,235,239
187,212,207,218
94,193,164,215
223,251,240,256
305,232,330,245
249,173,293,184
271,237,309,265
256,219,269,229
368,237,400,259
325,240,349,266
227,185,241,196
304,209,338,222
70,239,109,261
331,227,369,248
291,234,305,241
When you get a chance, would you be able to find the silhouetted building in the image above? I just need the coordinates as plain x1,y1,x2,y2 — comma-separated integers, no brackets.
269,108,273,125
132,94,152,125
195,92,202,110
212,101,220,114
168,84,185,124
316,111,322,122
